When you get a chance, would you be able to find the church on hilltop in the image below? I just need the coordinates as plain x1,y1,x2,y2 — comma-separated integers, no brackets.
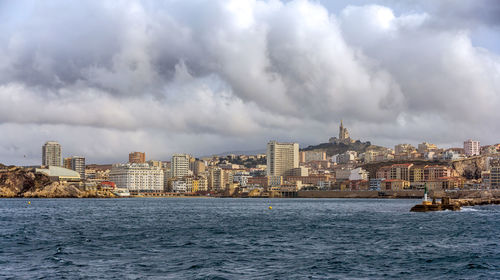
329,120,355,144
339,120,349,140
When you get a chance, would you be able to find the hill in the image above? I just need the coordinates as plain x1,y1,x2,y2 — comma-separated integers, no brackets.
301,140,381,156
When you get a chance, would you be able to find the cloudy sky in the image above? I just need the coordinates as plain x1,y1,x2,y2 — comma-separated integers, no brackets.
1,0,499,165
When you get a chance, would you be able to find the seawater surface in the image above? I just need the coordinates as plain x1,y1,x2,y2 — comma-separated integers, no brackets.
0,198,499,279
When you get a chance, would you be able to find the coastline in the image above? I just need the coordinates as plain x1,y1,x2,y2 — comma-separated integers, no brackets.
3,189,500,199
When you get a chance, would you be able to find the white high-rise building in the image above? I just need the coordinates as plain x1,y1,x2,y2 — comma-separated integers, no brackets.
209,167,225,191
464,139,480,157
233,171,251,187
70,156,85,180
266,141,299,177
109,163,164,192
171,154,190,178
42,141,62,167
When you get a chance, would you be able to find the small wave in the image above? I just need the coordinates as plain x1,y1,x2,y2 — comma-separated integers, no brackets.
461,207,479,212
188,264,203,270
467,263,489,269
46,255,74,266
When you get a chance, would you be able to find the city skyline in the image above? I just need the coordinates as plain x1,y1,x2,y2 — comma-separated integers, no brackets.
1,0,499,165
2,2,499,279
4,122,498,166
34,131,486,167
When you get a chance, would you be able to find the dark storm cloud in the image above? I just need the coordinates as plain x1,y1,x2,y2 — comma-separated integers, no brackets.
0,0,499,165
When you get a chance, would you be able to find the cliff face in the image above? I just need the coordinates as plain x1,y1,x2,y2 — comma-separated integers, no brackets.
0,166,52,197
21,182,97,198
451,157,486,179
0,165,112,198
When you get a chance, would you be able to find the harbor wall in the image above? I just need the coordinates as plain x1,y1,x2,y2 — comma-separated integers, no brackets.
297,190,500,199
297,190,424,198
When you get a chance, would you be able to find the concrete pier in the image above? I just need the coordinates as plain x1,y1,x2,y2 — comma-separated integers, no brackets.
410,197,500,212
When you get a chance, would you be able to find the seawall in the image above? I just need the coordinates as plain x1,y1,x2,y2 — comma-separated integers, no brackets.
297,190,424,198
297,190,500,199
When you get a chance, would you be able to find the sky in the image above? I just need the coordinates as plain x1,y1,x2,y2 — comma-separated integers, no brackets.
0,0,499,165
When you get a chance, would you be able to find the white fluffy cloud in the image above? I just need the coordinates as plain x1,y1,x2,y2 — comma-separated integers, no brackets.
0,0,499,164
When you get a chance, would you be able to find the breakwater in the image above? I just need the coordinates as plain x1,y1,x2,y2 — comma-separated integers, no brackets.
298,190,427,199
411,196,500,212
298,189,500,199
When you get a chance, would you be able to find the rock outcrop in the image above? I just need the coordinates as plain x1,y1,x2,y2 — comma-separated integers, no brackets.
0,166,51,197
451,156,486,179
0,165,113,198
410,192,500,212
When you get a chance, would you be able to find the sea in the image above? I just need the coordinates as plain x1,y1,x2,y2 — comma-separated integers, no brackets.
0,198,499,279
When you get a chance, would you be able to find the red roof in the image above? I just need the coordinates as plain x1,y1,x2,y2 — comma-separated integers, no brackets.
101,181,116,188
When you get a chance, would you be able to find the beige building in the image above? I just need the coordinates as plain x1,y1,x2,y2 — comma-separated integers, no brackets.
381,179,410,190
195,176,208,192
424,165,451,181
375,152,394,162
394,144,416,155
172,154,191,178
364,150,378,163
209,167,225,191
42,141,62,167
266,141,299,177
418,142,438,154
286,166,309,177
183,176,208,193
390,164,413,181
299,151,327,163
268,175,283,187
193,160,206,176
410,166,425,182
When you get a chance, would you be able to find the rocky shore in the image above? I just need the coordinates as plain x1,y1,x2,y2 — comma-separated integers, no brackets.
410,195,500,212
0,165,113,198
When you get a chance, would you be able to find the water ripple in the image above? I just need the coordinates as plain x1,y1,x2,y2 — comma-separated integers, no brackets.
0,198,499,279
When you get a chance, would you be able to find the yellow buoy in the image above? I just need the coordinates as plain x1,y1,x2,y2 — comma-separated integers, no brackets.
268,206,272,210
28,201,31,205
